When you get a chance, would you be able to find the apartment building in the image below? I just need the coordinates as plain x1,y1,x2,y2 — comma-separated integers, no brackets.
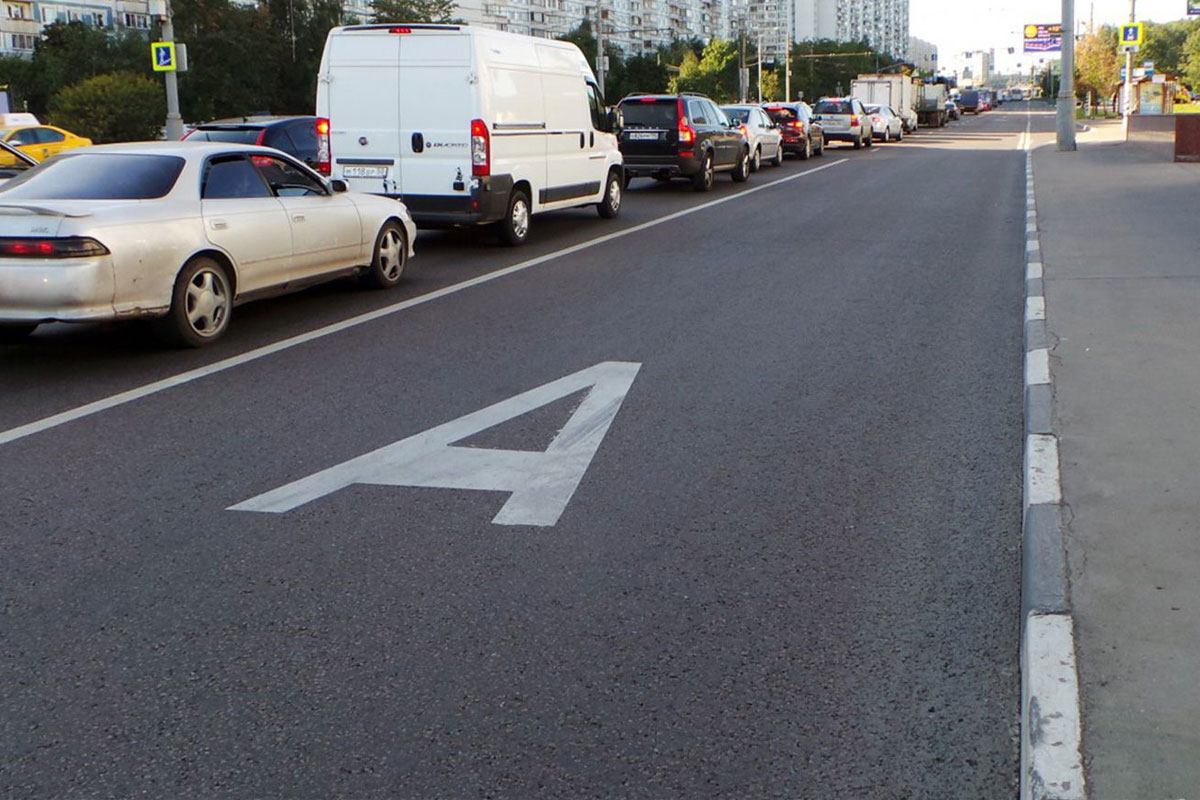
794,0,908,59
907,34,935,74
0,0,150,57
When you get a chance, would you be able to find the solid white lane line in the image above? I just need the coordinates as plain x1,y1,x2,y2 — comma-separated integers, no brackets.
1026,348,1051,386
1025,433,1062,506
0,158,849,448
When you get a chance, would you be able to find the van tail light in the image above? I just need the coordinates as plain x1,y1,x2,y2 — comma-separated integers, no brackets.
471,118,490,177
316,117,331,175
0,237,109,258
676,97,695,145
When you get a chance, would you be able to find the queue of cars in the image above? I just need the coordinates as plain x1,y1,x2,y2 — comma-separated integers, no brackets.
0,24,962,349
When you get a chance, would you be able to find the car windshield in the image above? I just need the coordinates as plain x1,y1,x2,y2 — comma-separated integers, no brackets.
722,109,750,124
619,99,676,128
187,128,263,144
814,101,853,115
764,106,798,122
0,154,186,199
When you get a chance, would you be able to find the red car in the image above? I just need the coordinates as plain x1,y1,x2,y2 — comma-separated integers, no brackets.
762,102,825,159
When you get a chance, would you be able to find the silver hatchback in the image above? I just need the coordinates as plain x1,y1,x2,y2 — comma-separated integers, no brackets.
812,97,874,150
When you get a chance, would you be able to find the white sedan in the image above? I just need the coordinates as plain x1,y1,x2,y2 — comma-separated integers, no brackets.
866,105,904,142
0,142,416,346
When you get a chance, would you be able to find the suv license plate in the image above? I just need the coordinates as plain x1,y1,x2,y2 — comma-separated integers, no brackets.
628,132,659,141
343,166,388,178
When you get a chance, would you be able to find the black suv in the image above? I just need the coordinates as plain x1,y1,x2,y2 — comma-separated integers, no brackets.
616,93,750,191
183,116,320,170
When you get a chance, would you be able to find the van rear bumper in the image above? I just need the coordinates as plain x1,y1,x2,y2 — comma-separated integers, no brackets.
400,175,514,227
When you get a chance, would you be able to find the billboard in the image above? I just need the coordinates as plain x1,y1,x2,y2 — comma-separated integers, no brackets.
1190,0,1199,16
1024,23,1063,52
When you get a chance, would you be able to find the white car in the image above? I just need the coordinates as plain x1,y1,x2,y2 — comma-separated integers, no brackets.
720,105,785,171
811,97,874,150
0,142,416,346
866,105,904,142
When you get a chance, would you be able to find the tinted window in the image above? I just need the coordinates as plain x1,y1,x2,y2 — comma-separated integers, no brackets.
35,128,65,144
252,155,325,197
0,154,185,199
814,100,853,115
262,127,297,152
288,121,318,157
723,108,750,124
618,99,676,128
764,106,799,123
202,157,271,199
187,128,262,144
687,100,709,125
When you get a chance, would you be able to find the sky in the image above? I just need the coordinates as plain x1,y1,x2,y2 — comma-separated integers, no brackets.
910,0,1193,76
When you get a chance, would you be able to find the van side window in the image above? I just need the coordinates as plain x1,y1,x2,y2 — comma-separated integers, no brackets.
586,82,606,131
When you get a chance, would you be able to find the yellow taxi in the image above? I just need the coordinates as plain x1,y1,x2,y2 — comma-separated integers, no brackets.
0,123,92,165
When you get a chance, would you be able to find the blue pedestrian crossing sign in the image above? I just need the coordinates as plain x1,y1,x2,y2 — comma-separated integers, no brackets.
1120,23,1144,48
151,41,176,72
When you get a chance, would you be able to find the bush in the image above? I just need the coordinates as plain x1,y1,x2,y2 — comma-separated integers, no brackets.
48,71,165,144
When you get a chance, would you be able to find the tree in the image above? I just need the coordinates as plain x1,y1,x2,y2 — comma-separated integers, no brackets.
1183,25,1200,91
369,0,457,23
48,72,164,142
673,38,738,101
1075,28,1120,107
21,22,147,116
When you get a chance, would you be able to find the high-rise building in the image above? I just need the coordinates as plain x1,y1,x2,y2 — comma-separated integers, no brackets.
908,35,935,74
0,0,150,58
793,0,908,59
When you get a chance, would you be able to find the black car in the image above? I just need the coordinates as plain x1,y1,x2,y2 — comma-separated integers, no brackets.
762,101,825,159
616,93,750,191
183,116,320,170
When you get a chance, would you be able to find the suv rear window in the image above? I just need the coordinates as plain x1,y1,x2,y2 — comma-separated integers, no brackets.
0,154,185,199
619,99,677,128
187,128,263,144
814,101,853,115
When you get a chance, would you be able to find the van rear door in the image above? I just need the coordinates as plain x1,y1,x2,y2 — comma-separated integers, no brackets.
396,31,474,200
324,31,402,195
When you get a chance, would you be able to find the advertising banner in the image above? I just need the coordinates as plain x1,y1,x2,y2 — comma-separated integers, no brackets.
1190,0,1199,16
1024,23,1063,53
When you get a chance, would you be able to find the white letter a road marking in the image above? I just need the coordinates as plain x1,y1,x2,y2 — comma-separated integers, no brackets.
229,361,642,526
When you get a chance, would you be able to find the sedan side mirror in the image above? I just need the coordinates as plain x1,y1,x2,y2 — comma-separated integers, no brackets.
329,179,348,193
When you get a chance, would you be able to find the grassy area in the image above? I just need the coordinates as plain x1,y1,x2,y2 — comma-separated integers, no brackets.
1175,103,1200,114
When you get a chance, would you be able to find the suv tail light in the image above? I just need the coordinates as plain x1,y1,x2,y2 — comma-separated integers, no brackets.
676,97,695,146
0,237,110,258
471,118,490,177
850,114,859,127
316,117,331,175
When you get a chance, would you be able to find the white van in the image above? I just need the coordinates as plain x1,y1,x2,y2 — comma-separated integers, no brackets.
315,24,624,245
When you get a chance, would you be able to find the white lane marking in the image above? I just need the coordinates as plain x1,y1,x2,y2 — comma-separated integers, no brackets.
1022,613,1087,800
230,361,640,527
1027,261,1044,280
0,159,848,449
1026,296,1046,322
1026,348,1051,386
1025,433,1062,506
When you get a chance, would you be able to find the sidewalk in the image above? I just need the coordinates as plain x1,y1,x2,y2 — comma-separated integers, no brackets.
1034,119,1200,798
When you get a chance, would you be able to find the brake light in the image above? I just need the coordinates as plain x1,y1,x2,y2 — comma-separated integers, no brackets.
638,96,658,102
388,26,411,33
676,97,695,145
316,117,331,175
0,237,109,258
471,118,490,177
790,121,803,129
738,124,748,137
850,114,859,126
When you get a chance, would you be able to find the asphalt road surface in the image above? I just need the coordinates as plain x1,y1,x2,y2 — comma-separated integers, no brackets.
1,107,1046,798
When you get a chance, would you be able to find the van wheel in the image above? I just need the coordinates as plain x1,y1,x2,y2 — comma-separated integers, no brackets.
692,153,714,192
731,148,750,182
361,221,408,289
0,323,37,344
496,188,531,246
155,256,232,347
597,169,622,219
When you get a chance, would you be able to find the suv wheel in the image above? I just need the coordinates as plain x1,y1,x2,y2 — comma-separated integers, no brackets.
853,134,863,150
864,132,873,148
692,152,714,192
731,148,749,183
597,169,622,219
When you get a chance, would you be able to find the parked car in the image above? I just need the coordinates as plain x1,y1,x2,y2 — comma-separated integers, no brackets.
812,97,874,149
0,138,39,183
0,143,415,346
945,100,961,121
762,101,825,159
0,124,92,165
617,93,750,191
720,104,784,171
865,105,904,142
184,116,320,170
317,24,623,247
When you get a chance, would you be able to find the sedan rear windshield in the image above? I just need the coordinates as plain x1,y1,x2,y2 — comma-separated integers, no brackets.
723,109,750,124
619,99,677,128
764,106,798,122
0,154,186,200
814,101,854,115
187,128,263,144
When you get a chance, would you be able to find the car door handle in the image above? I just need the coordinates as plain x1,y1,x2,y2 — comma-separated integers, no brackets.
292,214,306,222
210,219,228,230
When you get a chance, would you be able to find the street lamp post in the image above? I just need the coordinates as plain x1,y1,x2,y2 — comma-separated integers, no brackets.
1056,0,1076,150
159,0,184,141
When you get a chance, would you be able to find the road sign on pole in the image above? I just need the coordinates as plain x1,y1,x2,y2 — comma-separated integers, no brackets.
1120,22,1144,48
151,41,176,72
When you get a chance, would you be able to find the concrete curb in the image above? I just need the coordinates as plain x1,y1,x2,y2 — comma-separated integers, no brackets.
1020,116,1087,800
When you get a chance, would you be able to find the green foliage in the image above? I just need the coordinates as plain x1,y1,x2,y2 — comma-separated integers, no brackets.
369,0,458,23
672,38,739,101
1075,27,1120,103
22,23,147,115
48,71,164,142
784,39,898,103
1183,25,1200,91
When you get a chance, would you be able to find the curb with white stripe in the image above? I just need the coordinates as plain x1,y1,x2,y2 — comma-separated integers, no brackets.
1020,114,1087,800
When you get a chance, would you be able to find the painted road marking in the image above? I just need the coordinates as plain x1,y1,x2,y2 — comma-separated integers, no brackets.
1023,613,1087,799
0,159,849,449
1026,434,1062,507
1026,296,1046,321
230,362,640,527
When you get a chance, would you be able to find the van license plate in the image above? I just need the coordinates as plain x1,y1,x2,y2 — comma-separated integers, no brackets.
628,132,659,140
343,166,388,178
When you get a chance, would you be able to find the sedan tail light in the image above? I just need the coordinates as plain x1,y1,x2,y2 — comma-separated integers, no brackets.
0,237,110,258
316,117,331,175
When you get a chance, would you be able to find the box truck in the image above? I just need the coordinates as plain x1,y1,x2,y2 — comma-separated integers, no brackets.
851,75,918,132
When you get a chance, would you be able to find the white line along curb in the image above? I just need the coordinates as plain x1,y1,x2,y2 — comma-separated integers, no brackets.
1025,434,1062,507
1023,613,1087,800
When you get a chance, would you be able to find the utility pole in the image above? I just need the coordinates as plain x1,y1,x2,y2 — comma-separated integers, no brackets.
784,0,791,101
1122,0,1136,137
757,30,763,102
595,6,605,99
159,0,184,141
1056,0,1076,150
